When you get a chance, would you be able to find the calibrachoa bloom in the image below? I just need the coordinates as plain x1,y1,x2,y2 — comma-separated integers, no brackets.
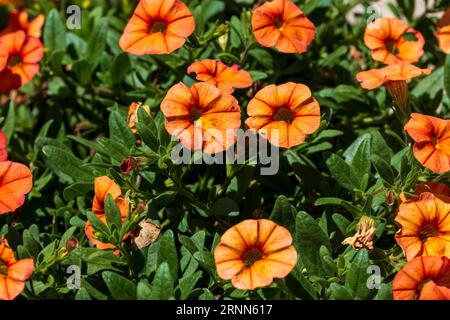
0,30,44,93
437,8,450,54
0,9,45,38
0,161,33,215
187,59,253,94
356,63,431,91
395,192,450,260
356,63,431,118
400,182,450,203
86,176,130,251
127,101,151,134
161,82,241,154
251,0,315,54
92,176,129,216
393,255,450,300
364,17,425,65
404,113,450,174
85,214,130,251
245,82,320,148
214,219,297,290
119,0,195,55
0,129,7,161
0,239,34,300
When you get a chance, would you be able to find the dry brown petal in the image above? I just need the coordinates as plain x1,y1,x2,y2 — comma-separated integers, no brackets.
132,220,161,249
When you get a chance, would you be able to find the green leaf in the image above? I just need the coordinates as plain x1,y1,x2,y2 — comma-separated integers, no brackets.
72,59,92,86
326,154,360,192
86,211,109,236
330,283,354,300
102,271,137,300
157,230,178,281
43,9,66,51
445,55,450,98
2,102,15,141
343,134,371,188
63,183,93,201
42,146,94,183
270,195,296,233
371,154,395,186
150,262,174,300
374,282,393,300
295,212,331,276
345,249,370,299
136,109,159,152
209,197,239,217
105,195,122,229
111,53,131,84
178,271,202,300
86,18,108,69
109,111,135,149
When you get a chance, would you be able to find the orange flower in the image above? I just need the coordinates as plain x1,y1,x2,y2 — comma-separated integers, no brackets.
251,0,315,54
356,62,431,91
393,256,450,300
400,182,450,203
119,0,195,55
364,17,425,65
0,161,33,215
0,9,45,38
0,0,24,7
92,176,129,216
187,59,253,94
0,31,44,93
127,101,151,134
395,192,450,260
0,129,7,161
84,213,130,252
161,82,241,154
245,82,320,148
214,219,297,290
436,8,450,54
404,113,450,174
0,239,34,300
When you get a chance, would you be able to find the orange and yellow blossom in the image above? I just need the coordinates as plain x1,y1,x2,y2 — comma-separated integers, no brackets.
393,256,450,300
437,8,450,54
0,160,33,215
364,17,425,65
161,82,241,154
0,9,45,38
187,59,253,94
0,239,34,300
404,113,450,174
395,192,450,261
245,82,320,149
214,219,297,290
251,0,315,54
119,0,195,55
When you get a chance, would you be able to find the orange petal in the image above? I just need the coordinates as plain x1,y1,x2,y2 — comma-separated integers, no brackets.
0,161,33,215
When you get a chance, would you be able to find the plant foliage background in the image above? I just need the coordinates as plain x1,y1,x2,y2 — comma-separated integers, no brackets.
0,0,449,300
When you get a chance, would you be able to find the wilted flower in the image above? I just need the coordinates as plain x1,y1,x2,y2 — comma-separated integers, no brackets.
342,216,376,251
127,101,151,134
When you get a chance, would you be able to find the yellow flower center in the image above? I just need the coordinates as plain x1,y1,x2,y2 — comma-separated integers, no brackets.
151,20,167,34
243,248,263,266
419,224,440,242
431,136,440,149
8,55,22,67
273,107,294,123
